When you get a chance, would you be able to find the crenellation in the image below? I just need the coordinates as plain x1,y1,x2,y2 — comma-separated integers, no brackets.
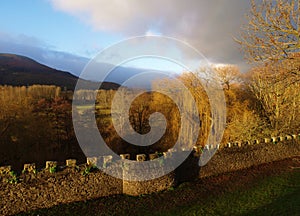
46,161,57,169
253,139,259,145
285,135,293,140
97,155,113,168
244,140,251,146
23,163,36,173
193,146,203,156
149,153,158,160
236,141,242,147
66,159,76,167
120,154,130,160
163,152,172,158
0,166,11,174
168,148,177,153
271,137,277,143
136,154,146,162
0,132,298,199
86,157,97,166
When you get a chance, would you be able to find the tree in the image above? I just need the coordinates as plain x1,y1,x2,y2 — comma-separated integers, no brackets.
212,65,241,90
235,0,300,136
237,0,300,77
153,73,212,147
0,86,30,139
34,97,76,153
246,61,300,135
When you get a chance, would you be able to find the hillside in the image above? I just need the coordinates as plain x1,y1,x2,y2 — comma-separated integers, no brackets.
0,53,120,90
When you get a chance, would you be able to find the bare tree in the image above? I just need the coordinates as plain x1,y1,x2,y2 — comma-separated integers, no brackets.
236,0,300,76
247,62,300,135
236,0,300,135
213,65,241,90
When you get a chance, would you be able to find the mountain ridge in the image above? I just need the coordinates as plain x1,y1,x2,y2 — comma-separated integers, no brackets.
0,53,120,90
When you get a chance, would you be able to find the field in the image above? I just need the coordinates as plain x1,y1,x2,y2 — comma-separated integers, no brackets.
18,157,300,216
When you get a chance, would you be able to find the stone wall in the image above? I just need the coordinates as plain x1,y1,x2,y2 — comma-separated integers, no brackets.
121,151,201,195
200,135,300,178
0,166,123,215
123,166,176,196
0,133,299,215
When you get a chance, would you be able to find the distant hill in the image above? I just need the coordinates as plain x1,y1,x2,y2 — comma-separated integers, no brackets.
0,53,120,90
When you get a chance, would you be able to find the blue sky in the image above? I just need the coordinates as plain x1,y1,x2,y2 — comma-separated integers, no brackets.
0,0,251,76
0,0,121,57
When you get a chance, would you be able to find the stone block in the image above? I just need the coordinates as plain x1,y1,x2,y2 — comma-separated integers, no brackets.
193,146,203,155
253,140,259,145
87,157,97,166
46,161,57,169
244,141,251,146
66,159,76,167
278,136,284,142
136,154,146,161
204,145,209,150
120,154,130,160
271,137,277,143
209,144,215,149
163,152,172,158
264,138,271,143
0,166,11,174
96,155,113,168
149,153,158,160
235,141,242,147
23,163,36,173
168,148,177,153
103,155,113,164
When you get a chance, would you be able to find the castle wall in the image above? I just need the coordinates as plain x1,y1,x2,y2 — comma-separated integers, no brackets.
0,133,299,215
200,136,300,178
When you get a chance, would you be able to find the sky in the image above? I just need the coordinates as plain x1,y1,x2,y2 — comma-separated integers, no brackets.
0,0,251,77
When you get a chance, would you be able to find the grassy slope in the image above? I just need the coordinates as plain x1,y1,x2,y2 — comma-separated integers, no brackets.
164,169,300,216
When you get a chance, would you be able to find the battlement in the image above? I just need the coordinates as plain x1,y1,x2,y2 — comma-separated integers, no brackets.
0,133,299,216
224,134,300,148
0,133,299,197
0,151,200,196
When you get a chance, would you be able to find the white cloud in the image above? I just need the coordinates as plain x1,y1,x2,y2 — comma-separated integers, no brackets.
145,30,161,36
49,0,251,71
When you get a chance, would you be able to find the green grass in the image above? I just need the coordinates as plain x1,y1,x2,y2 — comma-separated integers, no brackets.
161,169,300,216
18,169,300,216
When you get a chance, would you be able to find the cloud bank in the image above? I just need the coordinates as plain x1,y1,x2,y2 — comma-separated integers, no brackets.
50,0,251,71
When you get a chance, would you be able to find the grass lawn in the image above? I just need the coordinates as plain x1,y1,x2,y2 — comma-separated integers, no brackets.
162,168,300,216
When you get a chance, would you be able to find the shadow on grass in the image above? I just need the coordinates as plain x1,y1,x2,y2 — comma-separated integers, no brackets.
244,189,300,216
